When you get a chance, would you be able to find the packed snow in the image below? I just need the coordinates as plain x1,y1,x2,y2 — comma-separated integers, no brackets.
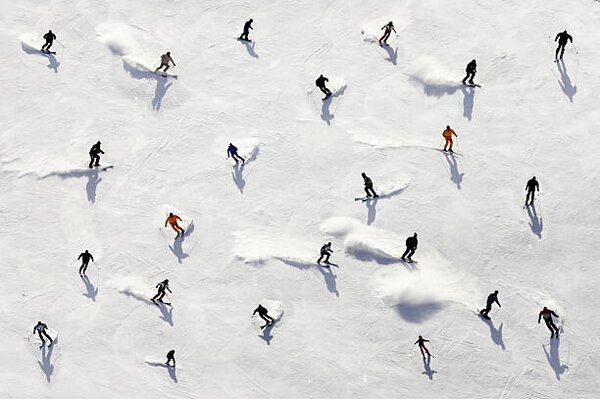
2,0,600,397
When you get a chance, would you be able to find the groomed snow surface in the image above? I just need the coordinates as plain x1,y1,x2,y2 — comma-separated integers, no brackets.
2,0,600,397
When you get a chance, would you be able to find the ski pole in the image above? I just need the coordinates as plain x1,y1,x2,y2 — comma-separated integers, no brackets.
56,40,65,48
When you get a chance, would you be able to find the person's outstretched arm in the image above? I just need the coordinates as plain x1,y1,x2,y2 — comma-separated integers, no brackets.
164,218,168,227
538,312,542,323
392,27,396,33
77,253,83,260
555,34,560,42
90,254,94,262
551,310,558,318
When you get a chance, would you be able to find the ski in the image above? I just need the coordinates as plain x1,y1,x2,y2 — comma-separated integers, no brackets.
39,50,56,55
156,72,178,79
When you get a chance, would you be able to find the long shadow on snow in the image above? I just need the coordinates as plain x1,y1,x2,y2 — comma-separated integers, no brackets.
381,44,398,65
543,338,568,380
238,39,259,58
394,302,444,323
122,60,173,110
232,146,260,193
157,302,174,326
274,257,339,297
422,356,436,380
443,152,464,190
363,186,407,225
168,222,195,263
461,85,475,121
38,338,57,382
40,167,111,203
410,77,460,98
479,315,505,350
80,275,98,301
556,59,576,102
21,43,60,73
145,361,178,383
321,86,347,125
259,322,275,345
526,204,543,238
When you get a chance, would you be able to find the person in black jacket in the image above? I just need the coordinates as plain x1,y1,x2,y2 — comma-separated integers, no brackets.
378,22,396,46
414,335,432,358
239,19,254,41
253,304,274,329
525,176,539,206
538,307,560,338
89,141,104,168
315,74,332,99
317,242,333,265
166,349,176,367
555,30,573,61
33,321,53,348
41,30,56,52
462,59,477,85
479,290,501,319
78,250,94,276
152,279,172,303
401,233,418,262
361,172,378,198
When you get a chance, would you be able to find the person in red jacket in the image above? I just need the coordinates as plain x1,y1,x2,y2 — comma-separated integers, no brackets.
165,212,185,237
442,125,457,152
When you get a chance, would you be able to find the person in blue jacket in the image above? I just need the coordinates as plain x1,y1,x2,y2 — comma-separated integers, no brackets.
227,143,245,164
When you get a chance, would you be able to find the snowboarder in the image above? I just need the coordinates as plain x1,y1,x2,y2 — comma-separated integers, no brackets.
538,306,560,338
155,52,176,74
253,304,275,329
414,335,432,358
41,30,56,53
401,233,418,262
33,321,53,347
227,143,245,164
479,290,501,319
378,21,396,46
442,125,457,152
166,349,176,367
361,172,378,198
239,19,253,41
525,176,539,206
462,59,477,85
554,30,573,62
152,279,172,303
165,212,185,237
315,74,332,99
317,242,333,265
88,141,104,168
77,250,94,276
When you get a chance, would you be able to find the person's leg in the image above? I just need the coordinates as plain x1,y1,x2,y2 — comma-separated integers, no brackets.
152,292,160,301
443,138,450,151
468,72,475,84
560,45,565,60
238,155,245,164
545,321,555,336
555,45,561,61
530,190,535,205
448,138,454,151
401,248,410,260
420,346,425,357
364,187,371,197
89,154,95,168
317,254,324,264
94,155,100,166
407,248,415,261
43,331,53,345
82,261,88,275
550,321,560,336
324,253,330,264
525,191,531,205
38,332,46,346
46,42,53,51
462,73,468,84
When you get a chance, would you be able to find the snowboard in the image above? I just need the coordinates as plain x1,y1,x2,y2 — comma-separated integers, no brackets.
462,82,481,88
318,261,339,268
40,50,57,55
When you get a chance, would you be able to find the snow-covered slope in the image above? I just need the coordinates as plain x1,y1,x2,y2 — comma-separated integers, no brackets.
2,0,600,397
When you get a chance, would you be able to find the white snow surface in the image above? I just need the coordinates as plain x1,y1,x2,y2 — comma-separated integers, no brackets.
2,0,600,397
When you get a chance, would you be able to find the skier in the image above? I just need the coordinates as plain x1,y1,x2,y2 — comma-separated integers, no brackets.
166,349,176,367
227,143,245,164
361,172,378,198
41,30,56,53
152,279,172,303
77,250,94,276
33,321,53,347
525,176,539,206
401,233,418,262
378,21,396,46
538,306,560,338
414,335,432,358
462,59,477,85
165,212,185,237
239,19,254,41
155,52,176,74
253,304,275,329
317,242,333,265
88,141,104,168
554,30,573,62
442,125,457,152
315,74,332,99
479,290,501,319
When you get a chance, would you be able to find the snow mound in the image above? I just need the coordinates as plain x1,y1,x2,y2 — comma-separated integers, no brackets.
407,56,462,97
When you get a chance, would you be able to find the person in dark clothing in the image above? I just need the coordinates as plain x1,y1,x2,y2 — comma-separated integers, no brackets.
317,242,333,265
555,30,573,61
239,19,253,41
479,290,501,319
155,52,176,73
378,21,396,46
152,279,172,303
78,250,94,276
315,74,332,99
89,141,104,168
414,335,431,358
525,176,539,206
462,59,477,85
538,307,560,338
166,349,176,367
361,172,378,198
401,233,418,262
41,30,56,52
33,321,53,348
253,304,275,329
227,143,245,164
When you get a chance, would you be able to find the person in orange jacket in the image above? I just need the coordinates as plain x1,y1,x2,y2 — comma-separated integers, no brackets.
442,125,457,152
165,212,185,237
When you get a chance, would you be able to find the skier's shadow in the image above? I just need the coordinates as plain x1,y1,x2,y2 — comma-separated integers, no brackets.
479,315,505,350
21,43,60,73
394,301,443,323
362,186,408,225
274,257,339,296
168,222,194,263
157,302,174,326
381,44,398,65
317,264,339,297
543,338,569,380
231,146,259,193
557,60,576,102
40,167,111,204
320,86,346,125
238,39,259,58
526,204,543,238
421,356,436,380
461,85,475,121
259,322,276,345
152,79,173,111
38,339,57,382
145,361,178,383
80,275,98,301
443,152,464,190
